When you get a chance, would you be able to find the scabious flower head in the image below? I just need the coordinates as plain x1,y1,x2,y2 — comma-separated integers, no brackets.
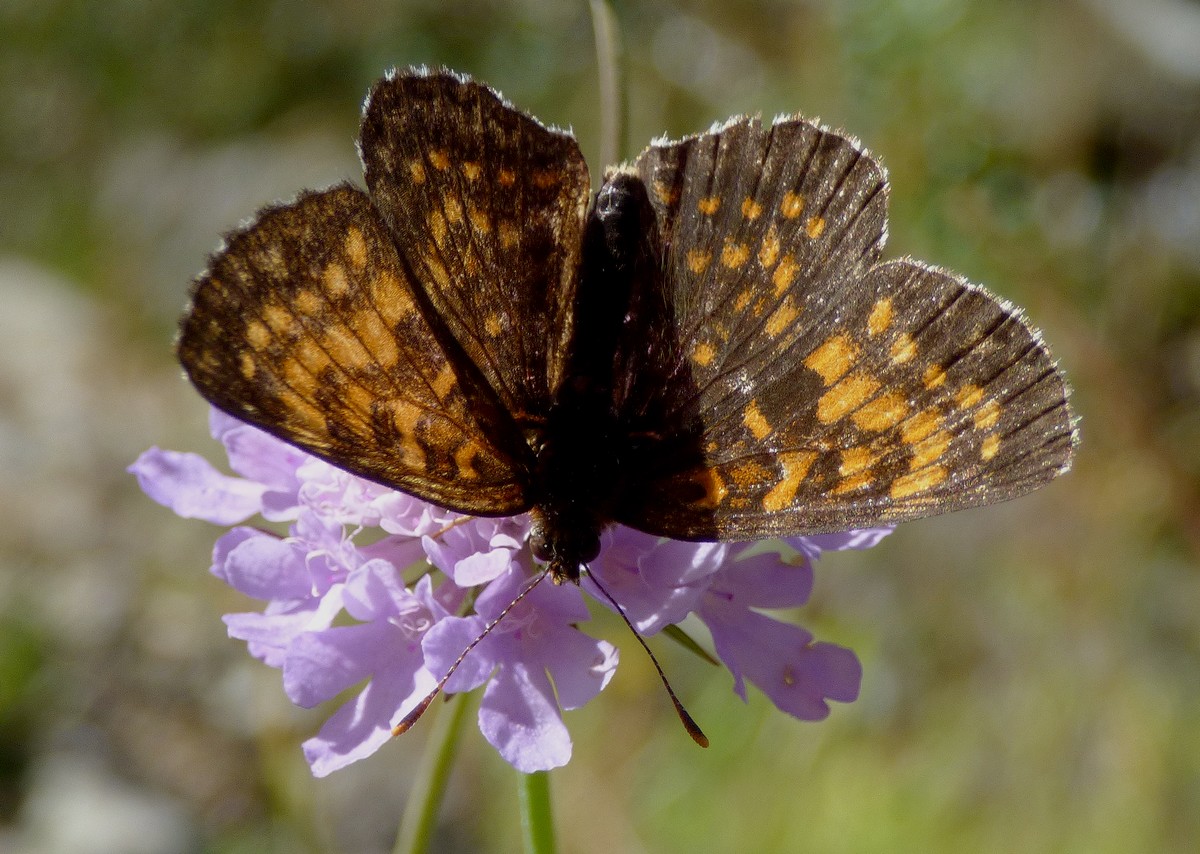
130,409,887,774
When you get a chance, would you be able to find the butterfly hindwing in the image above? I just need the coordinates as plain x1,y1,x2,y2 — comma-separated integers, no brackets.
178,184,531,516
360,69,591,424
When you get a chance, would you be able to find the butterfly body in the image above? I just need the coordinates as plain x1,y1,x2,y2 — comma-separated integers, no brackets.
178,68,1076,584
529,172,674,583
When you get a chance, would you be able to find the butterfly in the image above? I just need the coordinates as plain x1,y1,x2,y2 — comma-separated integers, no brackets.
178,67,1077,587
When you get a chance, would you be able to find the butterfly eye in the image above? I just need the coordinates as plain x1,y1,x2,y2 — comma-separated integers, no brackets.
530,528,552,562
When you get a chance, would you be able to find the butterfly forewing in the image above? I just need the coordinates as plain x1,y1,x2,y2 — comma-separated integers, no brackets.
178,184,530,516
629,117,888,429
360,70,591,423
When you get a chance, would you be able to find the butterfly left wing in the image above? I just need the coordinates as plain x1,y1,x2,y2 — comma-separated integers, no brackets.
612,117,1076,539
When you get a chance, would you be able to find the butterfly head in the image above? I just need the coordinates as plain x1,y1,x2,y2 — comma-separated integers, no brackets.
528,509,601,586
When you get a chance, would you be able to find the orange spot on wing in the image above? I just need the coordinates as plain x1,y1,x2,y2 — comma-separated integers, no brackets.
692,341,717,367
743,400,772,440
238,352,256,379
956,384,984,409
759,226,781,268
498,222,519,249
295,289,322,317
840,446,876,475
804,334,859,385
771,254,798,295
762,451,818,511
867,298,893,336
263,304,294,335
687,248,712,274
910,430,951,470
890,333,917,364
852,391,909,432
722,241,750,269
765,299,799,338
891,466,947,498
686,466,728,509
974,399,1000,430
817,373,881,423
344,227,369,270
780,191,805,219
432,363,457,399
246,320,271,349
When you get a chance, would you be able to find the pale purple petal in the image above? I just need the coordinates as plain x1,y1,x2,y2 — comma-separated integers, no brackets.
212,530,312,600
451,547,515,587
216,420,305,490
701,603,861,719
359,536,426,571
283,622,395,707
129,448,264,524
707,551,814,610
422,615,492,693
475,566,588,628
303,663,438,778
477,662,572,773
586,530,724,633
296,460,403,527
789,526,894,558
541,630,618,711
378,494,460,537
224,586,344,667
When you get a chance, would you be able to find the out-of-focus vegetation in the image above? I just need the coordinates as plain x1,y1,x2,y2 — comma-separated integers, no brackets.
2,1,1198,851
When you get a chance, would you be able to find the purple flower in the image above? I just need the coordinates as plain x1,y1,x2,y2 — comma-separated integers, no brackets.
131,409,885,774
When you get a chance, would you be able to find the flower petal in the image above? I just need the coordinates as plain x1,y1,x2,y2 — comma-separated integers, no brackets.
478,662,572,773
422,615,493,693
223,586,344,667
129,448,264,524
302,663,438,778
702,604,861,720
541,630,618,711
283,621,401,707
214,530,312,600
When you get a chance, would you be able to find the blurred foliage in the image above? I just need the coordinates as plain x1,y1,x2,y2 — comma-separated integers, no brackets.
1,0,1198,851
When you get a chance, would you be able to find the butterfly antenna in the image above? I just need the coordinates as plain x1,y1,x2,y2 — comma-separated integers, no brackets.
392,567,551,737
585,568,709,748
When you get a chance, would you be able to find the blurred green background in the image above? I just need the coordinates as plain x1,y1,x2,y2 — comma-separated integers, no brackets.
2,0,1198,851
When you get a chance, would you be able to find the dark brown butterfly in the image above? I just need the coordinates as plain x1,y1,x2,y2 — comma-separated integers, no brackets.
179,67,1076,591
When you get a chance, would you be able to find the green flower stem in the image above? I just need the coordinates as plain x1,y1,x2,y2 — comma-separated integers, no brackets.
589,0,622,167
393,693,471,854
518,770,557,854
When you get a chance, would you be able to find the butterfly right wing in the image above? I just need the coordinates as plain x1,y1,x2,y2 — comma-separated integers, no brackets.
612,116,1075,539
178,184,531,516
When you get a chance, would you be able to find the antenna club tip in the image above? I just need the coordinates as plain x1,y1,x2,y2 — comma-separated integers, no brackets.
683,716,709,748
